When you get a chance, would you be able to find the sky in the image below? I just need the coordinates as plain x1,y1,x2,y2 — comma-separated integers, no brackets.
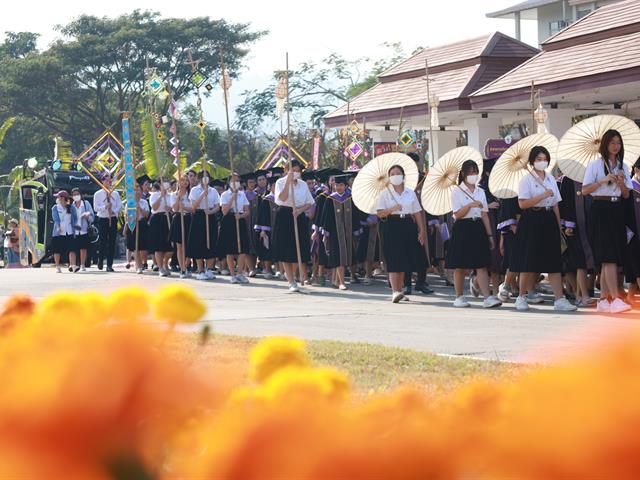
1,0,537,128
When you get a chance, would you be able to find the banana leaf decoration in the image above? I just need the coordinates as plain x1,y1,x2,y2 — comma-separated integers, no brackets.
185,159,231,179
54,136,74,165
141,114,171,179
0,117,16,145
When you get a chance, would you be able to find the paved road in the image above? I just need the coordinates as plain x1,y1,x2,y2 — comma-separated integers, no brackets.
1,264,637,364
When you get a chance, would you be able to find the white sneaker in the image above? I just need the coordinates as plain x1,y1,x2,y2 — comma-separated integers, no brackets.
55,267,62,273
483,296,503,308
195,272,208,281
264,272,274,280
238,274,250,284
137,268,144,274
164,269,172,277
220,269,230,276
453,296,470,308
185,270,193,278
338,284,347,290
158,270,164,277
249,270,257,278
554,297,578,312
526,292,544,304
610,298,632,314
276,272,286,280
80,266,86,272
469,274,480,298
179,272,187,279
392,291,405,303
363,276,372,285
289,282,300,292
515,295,530,311
498,283,511,302
230,276,240,284
597,299,611,313
373,268,383,276
205,270,216,280
575,297,596,308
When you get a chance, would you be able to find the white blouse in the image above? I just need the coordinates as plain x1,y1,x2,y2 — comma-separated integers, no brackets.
583,157,632,197
220,189,250,213
376,187,421,216
451,184,488,219
133,199,150,220
518,172,562,208
149,191,171,214
169,192,192,211
189,185,220,210
274,178,315,208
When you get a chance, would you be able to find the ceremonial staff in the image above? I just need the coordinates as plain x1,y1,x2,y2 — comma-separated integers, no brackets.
284,53,305,279
219,52,242,254
185,49,211,249
168,93,186,263
424,59,436,169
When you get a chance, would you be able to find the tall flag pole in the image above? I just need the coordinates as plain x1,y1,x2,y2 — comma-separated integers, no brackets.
220,52,242,254
185,49,210,249
167,93,187,254
424,59,436,169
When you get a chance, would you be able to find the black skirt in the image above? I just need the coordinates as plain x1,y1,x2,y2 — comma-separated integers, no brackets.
380,216,416,273
255,230,273,262
625,236,640,282
588,199,626,268
562,230,587,273
356,225,380,263
170,213,192,244
500,231,516,272
445,218,491,270
272,207,311,264
217,214,250,256
51,235,71,255
187,210,218,260
73,233,90,251
126,221,150,251
149,213,173,253
512,209,562,273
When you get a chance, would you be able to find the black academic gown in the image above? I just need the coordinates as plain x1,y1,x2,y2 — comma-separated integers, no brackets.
319,192,360,268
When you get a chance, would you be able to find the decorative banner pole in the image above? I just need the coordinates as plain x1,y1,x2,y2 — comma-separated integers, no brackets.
168,94,186,258
185,49,210,249
121,111,140,267
284,53,305,280
220,52,242,254
425,59,436,169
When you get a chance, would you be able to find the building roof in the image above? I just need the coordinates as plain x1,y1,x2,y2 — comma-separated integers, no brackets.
470,31,640,105
486,0,558,18
543,0,640,47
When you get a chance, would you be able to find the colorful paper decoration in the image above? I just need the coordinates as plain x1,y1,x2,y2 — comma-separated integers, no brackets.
398,130,417,149
190,71,207,88
74,130,125,190
258,137,309,170
345,140,364,161
121,116,137,231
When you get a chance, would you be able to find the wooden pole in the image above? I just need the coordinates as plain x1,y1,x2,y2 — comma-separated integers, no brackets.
425,59,436,169
169,91,186,264
285,52,304,282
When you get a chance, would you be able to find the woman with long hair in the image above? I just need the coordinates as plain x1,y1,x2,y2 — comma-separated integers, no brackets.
51,190,76,273
188,170,221,281
376,164,426,303
445,160,502,308
582,130,632,313
512,146,577,312
170,175,194,279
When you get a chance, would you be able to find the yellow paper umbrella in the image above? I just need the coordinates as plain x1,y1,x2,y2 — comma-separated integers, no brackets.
421,146,483,215
352,152,419,214
489,133,559,199
557,115,640,182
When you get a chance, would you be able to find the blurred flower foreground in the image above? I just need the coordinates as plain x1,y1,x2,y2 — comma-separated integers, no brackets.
0,286,639,479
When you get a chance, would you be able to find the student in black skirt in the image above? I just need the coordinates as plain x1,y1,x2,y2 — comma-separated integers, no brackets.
582,130,632,313
70,187,94,272
255,176,280,279
625,157,640,304
188,170,221,281
375,164,426,303
273,160,316,292
218,173,252,285
512,146,577,312
51,190,75,273
445,160,502,308
125,184,150,274
170,175,193,279
496,197,520,301
149,179,174,277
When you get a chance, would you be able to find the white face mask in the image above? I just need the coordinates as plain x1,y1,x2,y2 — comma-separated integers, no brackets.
466,175,478,185
230,181,241,190
293,172,301,181
162,182,171,191
389,174,404,186
73,195,81,202
533,160,549,171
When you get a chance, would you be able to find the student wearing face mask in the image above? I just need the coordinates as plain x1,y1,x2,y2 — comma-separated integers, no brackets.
170,175,194,278
125,180,151,274
149,179,174,277
218,173,252,284
51,191,76,273
512,146,577,312
273,160,316,292
445,160,502,308
70,188,94,272
376,165,426,303
93,174,122,272
188,170,221,280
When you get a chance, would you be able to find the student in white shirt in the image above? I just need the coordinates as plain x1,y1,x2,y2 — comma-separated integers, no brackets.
445,160,502,309
273,160,316,292
70,188,94,272
582,129,632,313
92,174,122,272
187,170,221,280
375,164,426,303
511,146,576,312
51,190,76,273
169,175,194,278
218,173,252,284
149,179,174,277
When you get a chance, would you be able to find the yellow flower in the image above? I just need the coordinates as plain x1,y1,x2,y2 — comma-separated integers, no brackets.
261,366,350,403
107,287,151,322
249,336,309,383
152,284,206,324
36,291,88,323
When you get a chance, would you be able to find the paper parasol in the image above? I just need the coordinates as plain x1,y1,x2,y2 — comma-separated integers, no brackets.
421,146,483,215
489,133,559,199
352,152,419,214
557,115,640,182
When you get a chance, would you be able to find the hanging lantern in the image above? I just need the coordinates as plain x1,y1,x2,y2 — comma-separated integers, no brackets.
275,76,287,118
534,102,549,133
430,94,440,129
220,68,232,91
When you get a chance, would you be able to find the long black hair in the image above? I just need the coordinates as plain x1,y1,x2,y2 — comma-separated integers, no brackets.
458,160,479,185
600,129,624,175
528,146,551,166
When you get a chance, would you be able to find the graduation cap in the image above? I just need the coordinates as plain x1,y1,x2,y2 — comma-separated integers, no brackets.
267,176,280,186
316,168,343,183
136,174,151,186
254,169,269,179
267,167,284,177
333,174,351,185
212,179,226,188
342,170,358,179
301,171,316,181
240,172,257,183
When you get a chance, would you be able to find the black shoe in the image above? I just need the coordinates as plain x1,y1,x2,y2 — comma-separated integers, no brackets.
402,286,412,295
97,261,103,270
106,266,115,272
152,265,159,272
415,284,434,294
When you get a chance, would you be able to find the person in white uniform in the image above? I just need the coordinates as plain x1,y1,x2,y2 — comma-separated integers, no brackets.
93,174,122,272
187,170,221,280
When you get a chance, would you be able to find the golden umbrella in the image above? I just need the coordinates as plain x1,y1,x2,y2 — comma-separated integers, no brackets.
352,152,419,214
421,146,483,215
557,114,640,182
489,133,559,199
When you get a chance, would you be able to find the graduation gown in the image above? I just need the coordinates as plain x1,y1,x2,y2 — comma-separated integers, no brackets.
623,180,640,281
319,191,360,268
245,190,260,255
313,190,330,265
558,177,593,272
497,197,519,271
255,193,278,262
